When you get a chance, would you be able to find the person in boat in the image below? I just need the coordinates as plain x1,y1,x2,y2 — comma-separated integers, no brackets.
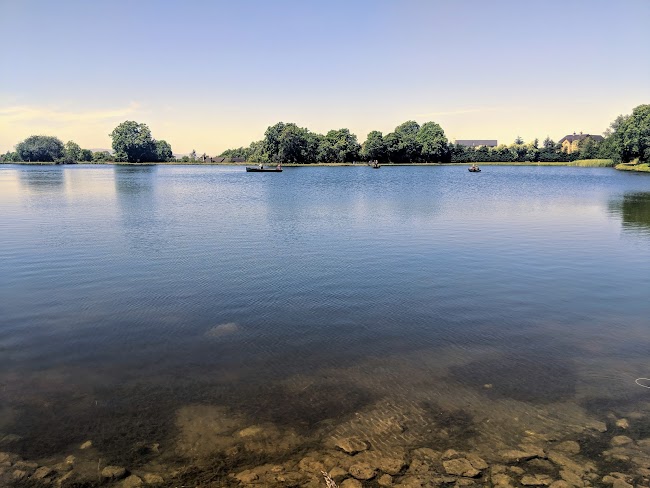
470,163,479,171
259,163,263,170
276,163,281,170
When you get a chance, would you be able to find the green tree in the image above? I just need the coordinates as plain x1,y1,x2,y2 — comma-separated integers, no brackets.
260,122,315,164
92,151,113,162
578,137,600,159
361,130,387,162
542,137,555,149
63,140,82,163
1,151,22,162
155,140,173,162
109,121,157,163
609,104,650,163
416,122,450,163
385,121,422,163
79,149,92,161
514,135,524,145
322,128,360,163
16,135,64,162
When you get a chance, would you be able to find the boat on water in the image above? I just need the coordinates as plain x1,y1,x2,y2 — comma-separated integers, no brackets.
369,160,380,169
246,167,283,172
468,165,481,172
246,164,282,172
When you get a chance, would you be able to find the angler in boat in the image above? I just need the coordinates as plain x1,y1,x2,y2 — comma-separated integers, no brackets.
468,164,481,172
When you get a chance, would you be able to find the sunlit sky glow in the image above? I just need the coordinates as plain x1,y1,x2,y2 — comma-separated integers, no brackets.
1,0,649,154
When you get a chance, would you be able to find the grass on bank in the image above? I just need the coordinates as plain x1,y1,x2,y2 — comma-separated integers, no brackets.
615,161,650,172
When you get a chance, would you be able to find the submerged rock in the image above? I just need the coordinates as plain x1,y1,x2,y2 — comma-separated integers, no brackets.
143,473,164,485
378,473,393,486
611,436,633,447
443,458,481,478
554,441,580,455
101,465,127,480
335,437,369,455
615,419,630,429
520,474,553,486
33,466,53,480
349,462,377,480
122,474,143,488
80,440,92,450
341,479,363,488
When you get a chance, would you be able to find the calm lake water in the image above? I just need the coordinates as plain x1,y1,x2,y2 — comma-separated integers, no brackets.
1,164,649,485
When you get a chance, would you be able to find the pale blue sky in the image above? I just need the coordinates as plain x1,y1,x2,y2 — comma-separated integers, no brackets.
1,0,648,154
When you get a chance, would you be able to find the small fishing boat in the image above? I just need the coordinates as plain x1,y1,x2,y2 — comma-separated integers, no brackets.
468,167,481,172
246,166,282,172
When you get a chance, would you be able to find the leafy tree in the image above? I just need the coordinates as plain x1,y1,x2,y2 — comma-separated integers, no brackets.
609,104,650,163
384,121,422,163
416,121,450,163
514,136,524,145
578,137,600,159
110,121,157,162
16,135,64,162
542,136,555,149
322,128,360,163
155,140,173,162
361,130,387,162
190,149,197,161
92,151,113,162
79,149,93,161
1,151,22,162
63,140,82,163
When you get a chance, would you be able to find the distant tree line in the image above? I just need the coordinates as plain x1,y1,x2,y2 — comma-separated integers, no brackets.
450,136,608,163
2,105,648,165
219,120,451,164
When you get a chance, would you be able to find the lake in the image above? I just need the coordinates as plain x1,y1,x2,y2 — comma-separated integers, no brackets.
1,164,649,486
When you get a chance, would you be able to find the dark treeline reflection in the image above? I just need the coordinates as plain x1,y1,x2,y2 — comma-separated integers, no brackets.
17,167,65,191
610,192,650,233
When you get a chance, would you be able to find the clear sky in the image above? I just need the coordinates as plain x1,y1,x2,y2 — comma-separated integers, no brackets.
1,0,649,154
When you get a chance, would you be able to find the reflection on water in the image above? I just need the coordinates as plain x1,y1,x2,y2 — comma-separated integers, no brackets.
0,164,650,486
17,165,65,191
610,192,650,234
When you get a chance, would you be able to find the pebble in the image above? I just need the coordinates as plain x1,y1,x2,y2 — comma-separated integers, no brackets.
80,440,92,450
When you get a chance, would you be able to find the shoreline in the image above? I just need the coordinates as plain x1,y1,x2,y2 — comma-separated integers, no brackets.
0,159,616,168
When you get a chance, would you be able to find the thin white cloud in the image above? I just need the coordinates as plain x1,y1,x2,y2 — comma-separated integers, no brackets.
0,102,141,124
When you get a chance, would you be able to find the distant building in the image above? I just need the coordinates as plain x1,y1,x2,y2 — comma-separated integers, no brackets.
558,132,604,153
455,139,498,148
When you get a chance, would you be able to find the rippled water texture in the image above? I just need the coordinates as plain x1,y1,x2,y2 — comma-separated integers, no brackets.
1,164,649,486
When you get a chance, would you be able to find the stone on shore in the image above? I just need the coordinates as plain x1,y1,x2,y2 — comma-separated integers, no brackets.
143,473,164,485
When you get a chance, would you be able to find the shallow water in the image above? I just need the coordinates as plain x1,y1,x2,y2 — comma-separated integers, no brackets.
1,164,650,485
